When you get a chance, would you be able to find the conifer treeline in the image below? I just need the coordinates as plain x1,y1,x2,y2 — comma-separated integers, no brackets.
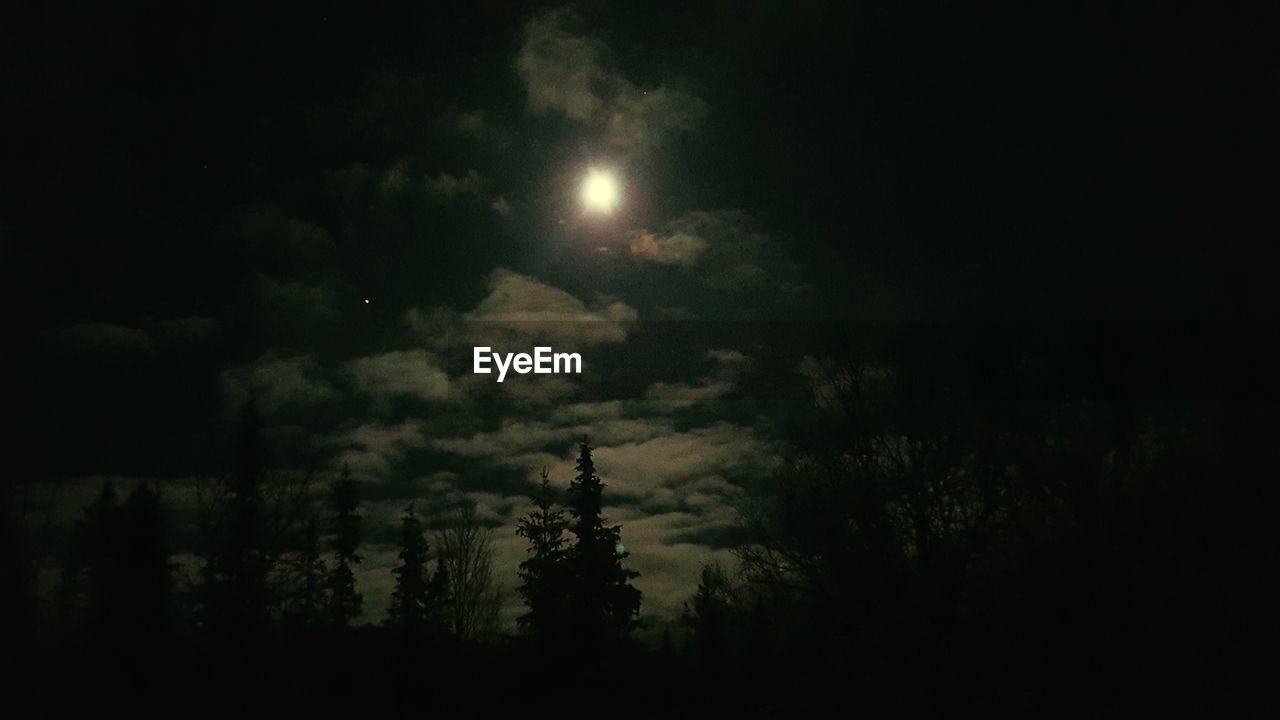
53,430,643,650
516,440,642,648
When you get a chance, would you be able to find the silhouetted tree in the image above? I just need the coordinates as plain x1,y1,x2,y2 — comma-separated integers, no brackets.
326,464,362,627
68,479,120,635
198,403,270,635
564,439,641,645
516,467,571,640
0,480,36,665
386,504,445,634
688,562,733,666
437,499,502,642
116,484,170,646
65,482,169,648
195,403,318,636
284,519,326,629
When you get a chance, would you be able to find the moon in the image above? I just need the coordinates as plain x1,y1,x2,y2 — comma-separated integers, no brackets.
580,168,621,214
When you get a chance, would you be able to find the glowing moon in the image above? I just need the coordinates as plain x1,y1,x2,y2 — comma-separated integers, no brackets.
580,168,620,214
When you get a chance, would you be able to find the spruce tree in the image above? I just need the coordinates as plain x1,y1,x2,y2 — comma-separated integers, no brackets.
564,439,641,644
386,504,443,633
516,467,571,639
287,519,326,629
326,464,362,627
116,485,170,646
70,480,120,635
68,482,170,646
689,563,731,665
201,404,269,635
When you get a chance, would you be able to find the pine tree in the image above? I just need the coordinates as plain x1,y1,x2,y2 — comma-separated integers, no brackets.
564,439,641,645
516,467,571,640
201,404,269,635
69,480,120,635
116,484,170,647
287,519,327,629
386,504,443,633
66,482,170,648
326,464,362,627
688,562,732,665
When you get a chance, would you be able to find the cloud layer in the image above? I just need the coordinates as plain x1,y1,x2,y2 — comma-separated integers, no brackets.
517,10,708,153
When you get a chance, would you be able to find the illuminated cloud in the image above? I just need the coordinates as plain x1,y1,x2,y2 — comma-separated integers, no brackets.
346,350,451,402
516,9,708,153
459,268,638,346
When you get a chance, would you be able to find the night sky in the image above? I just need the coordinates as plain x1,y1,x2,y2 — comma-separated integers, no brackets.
2,0,1273,660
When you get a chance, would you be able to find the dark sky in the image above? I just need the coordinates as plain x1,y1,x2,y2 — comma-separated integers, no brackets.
2,1,1269,628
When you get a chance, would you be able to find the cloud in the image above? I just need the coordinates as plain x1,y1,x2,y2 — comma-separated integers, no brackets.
549,400,626,424
606,510,740,621
237,206,337,279
334,420,429,480
46,322,154,354
425,169,487,200
221,354,336,413
489,196,512,216
343,160,497,209
643,380,735,411
517,423,776,517
458,268,638,347
629,231,708,266
249,273,338,335
448,372,582,405
623,211,807,319
454,109,489,138
629,211,792,285
156,316,221,345
439,108,514,148
705,349,749,366
590,424,778,501
433,415,673,463
401,271,639,405
346,350,450,402
516,9,708,153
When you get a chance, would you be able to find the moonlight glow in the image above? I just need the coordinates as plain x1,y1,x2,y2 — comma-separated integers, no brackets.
580,168,621,214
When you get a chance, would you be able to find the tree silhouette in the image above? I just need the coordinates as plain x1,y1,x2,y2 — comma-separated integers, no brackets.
326,463,362,627
115,484,170,647
563,439,641,645
386,504,446,634
65,481,170,649
284,519,327,629
436,500,502,642
515,467,571,641
688,563,733,666
67,479,119,636
199,403,269,636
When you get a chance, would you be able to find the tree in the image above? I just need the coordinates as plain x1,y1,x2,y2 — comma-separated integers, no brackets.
326,464,362,627
68,479,120,635
564,439,641,645
284,519,326,629
199,403,270,635
115,484,170,646
194,402,318,636
688,563,734,666
436,500,502,642
516,467,571,640
66,482,170,648
386,504,445,633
